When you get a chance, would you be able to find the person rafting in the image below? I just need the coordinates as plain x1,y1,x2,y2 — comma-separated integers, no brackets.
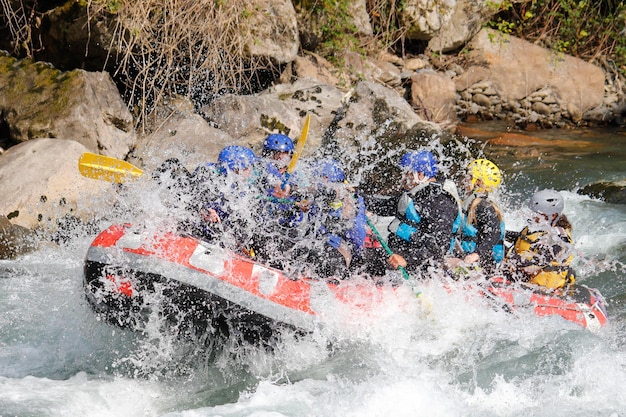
295,158,367,279
261,133,300,199
250,134,313,265
192,145,263,249
506,189,576,289
364,150,460,274
447,158,506,274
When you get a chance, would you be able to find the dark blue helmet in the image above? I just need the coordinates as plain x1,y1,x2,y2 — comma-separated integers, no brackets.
218,146,257,172
315,159,345,182
263,134,294,155
399,150,438,177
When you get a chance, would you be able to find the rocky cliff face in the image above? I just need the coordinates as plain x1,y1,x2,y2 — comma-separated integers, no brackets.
0,0,624,258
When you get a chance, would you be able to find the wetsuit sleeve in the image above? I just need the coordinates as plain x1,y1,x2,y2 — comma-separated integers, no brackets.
474,201,502,260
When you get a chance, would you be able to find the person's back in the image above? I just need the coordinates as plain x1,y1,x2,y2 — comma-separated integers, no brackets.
448,159,505,273
508,189,575,289
365,150,460,273
387,179,459,269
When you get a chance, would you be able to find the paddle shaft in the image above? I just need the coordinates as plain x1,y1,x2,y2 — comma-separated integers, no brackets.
366,217,414,283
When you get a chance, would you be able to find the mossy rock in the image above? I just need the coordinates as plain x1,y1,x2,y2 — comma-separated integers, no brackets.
578,180,626,204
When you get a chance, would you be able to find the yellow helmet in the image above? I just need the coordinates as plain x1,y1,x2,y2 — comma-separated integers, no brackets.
468,159,501,192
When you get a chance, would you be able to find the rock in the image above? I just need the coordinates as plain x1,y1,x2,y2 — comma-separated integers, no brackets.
472,93,492,107
428,0,492,52
0,53,135,159
332,80,443,158
240,0,300,64
133,108,235,173
0,215,40,259
400,0,455,40
578,180,626,204
38,1,117,71
410,70,458,125
456,29,605,124
0,138,118,230
532,101,552,115
293,53,342,86
201,78,346,155
405,57,429,71
349,0,373,36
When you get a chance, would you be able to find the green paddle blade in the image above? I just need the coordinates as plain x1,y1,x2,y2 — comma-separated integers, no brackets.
78,152,144,183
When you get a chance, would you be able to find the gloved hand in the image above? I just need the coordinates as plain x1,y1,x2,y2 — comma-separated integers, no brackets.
327,234,342,249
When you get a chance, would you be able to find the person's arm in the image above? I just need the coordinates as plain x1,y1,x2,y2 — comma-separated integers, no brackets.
474,202,502,260
362,194,399,217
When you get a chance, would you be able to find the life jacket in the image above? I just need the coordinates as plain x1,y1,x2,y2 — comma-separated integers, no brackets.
455,196,505,263
315,186,366,259
513,225,575,289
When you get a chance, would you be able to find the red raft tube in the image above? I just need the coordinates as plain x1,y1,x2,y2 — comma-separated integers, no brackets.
83,224,410,345
474,276,608,330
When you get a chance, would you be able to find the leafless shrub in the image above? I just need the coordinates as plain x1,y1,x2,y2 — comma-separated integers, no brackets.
0,0,41,56
87,0,271,132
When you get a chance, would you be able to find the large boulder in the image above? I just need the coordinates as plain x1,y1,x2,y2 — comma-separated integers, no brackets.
0,215,39,259
400,0,456,40
0,53,135,159
331,81,443,160
410,70,458,127
241,0,300,64
201,78,347,155
455,29,606,124
428,0,530,52
0,138,118,230
399,0,531,51
132,104,235,172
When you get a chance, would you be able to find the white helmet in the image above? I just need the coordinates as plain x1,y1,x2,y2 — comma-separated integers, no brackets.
529,189,564,219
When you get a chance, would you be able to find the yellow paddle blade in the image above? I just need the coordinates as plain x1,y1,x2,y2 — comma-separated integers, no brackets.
78,152,144,184
286,114,311,175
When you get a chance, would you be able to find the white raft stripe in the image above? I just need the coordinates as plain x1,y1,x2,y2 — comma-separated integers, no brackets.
85,246,319,332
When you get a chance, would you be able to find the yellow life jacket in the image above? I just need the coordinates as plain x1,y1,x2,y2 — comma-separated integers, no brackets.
513,226,575,289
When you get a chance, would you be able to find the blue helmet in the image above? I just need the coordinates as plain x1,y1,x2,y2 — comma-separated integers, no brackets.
399,150,438,177
263,134,294,155
315,159,345,182
218,146,257,172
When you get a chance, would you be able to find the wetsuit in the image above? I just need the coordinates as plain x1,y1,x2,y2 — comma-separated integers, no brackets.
454,194,505,272
365,179,459,273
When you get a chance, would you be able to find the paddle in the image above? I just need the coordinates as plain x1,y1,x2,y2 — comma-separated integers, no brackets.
366,216,422,297
282,113,311,189
78,152,143,183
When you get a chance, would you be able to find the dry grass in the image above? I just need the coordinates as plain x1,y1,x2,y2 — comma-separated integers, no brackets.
86,0,272,132
0,0,40,56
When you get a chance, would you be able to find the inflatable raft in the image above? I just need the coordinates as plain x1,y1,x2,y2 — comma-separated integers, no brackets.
83,224,608,343
83,224,409,344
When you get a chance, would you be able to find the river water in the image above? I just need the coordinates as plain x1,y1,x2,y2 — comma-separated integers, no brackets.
1,123,625,417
